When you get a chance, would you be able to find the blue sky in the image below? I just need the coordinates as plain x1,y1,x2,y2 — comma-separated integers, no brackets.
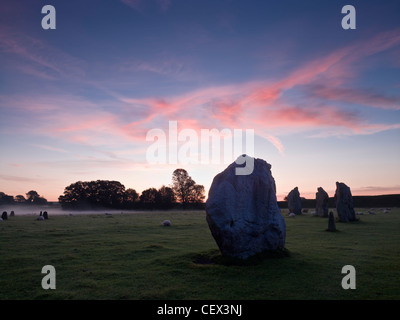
0,0,399,201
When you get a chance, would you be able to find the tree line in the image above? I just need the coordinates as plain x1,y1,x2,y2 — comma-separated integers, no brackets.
58,168,205,210
0,190,48,206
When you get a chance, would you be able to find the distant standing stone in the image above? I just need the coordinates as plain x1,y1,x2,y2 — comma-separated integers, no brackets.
1,211,7,220
287,187,302,215
335,182,356,222
43,211,48,219
316,187,329,217
10,211,15,217
326,212,337,232
206,156,286,259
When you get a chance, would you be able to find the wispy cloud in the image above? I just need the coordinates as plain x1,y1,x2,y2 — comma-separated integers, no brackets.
306,85,400,110
121,0,172,13
31,144,68,154
0,174,39,183
352,185,400,196
1,24,399,156
157,0,172,12
121,0,144,13
120,58,186,77
0,29,86,80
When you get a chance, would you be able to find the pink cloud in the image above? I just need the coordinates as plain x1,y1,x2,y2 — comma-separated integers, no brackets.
116,28,400,150
263,134,285,154
307,85,400,110
2,26,399,156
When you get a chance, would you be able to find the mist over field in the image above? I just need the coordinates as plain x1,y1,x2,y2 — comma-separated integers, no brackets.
0,204,138,216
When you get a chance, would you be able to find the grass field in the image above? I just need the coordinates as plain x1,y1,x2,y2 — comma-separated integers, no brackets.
0,208,399,300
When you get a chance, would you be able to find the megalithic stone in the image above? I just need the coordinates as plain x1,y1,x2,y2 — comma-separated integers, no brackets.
316,187,329,217
206,155,286,259
335,182,356,222
287,187,302,215
327,211,337,232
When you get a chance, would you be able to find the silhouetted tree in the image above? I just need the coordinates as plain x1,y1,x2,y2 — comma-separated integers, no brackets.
155,185,175,210
25,190,47,205
26,190,40,203
14,195,27,203
0,192,14,205
187,184,205,204
34,197,48,205
123,188,139,209
140,188,159,210
59,180,126,209
171,169,205,208
58,181,88,209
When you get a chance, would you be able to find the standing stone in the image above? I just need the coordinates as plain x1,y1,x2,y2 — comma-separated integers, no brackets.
316,187,329,217
206,155,286,259
326,211,337,232
10,211,15,217
287,187,302,215
1,211,7,220
43,211,48,220
335,182,356,222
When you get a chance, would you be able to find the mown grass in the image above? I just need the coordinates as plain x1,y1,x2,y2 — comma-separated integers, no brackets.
0,208,399,300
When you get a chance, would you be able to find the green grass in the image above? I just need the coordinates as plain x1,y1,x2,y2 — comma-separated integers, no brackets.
0,209,399,300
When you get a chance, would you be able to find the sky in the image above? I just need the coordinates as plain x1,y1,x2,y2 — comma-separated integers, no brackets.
0,0,399,202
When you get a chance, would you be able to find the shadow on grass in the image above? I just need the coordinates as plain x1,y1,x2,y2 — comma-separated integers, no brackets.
192,248,290,266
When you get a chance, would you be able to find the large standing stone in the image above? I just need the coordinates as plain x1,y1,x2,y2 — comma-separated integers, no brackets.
206,156,286,259
1,211,7,220
316,187,329,217
287,187,302,215
335,182,356,222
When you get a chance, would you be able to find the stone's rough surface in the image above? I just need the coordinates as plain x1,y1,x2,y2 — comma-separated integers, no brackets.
287,187,302,215
316,187,329,217
335,182,356,222
206,156,286,259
